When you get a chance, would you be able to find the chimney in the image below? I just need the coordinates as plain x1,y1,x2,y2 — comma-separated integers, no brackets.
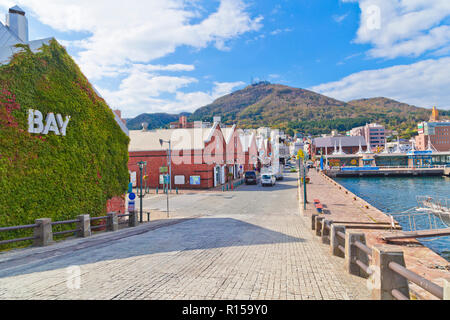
6,6,28,43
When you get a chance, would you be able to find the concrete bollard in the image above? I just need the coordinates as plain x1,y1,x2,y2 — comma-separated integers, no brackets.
330,224,346,258
129,211,139,227
77,215,91,238
315,216,325,237
321,220,331,244
370,245,410,300
107,212,118,232
345,231,369,278
311,214,318,230
33,218,53,247
444,279,449,300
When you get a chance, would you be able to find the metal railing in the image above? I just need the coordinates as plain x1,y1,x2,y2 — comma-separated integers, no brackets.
0,224,40,246
51,219,80,237
388,261,444,300
320,217,445,300
0,211,145,249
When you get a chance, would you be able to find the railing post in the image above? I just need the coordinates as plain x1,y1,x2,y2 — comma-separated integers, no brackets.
321,220,331,244
77,215,91,238
315,216,324,236
444,279,450,300
107,212,118,232
330,224,345,258
311,214,318,230
33,218,53,247
370,245,409,300
129,211,139,227
345,231,369,278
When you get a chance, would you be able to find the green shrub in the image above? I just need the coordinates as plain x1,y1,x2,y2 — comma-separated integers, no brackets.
0,40,129,249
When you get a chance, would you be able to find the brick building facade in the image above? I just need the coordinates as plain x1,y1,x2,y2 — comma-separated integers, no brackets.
128,123,257,189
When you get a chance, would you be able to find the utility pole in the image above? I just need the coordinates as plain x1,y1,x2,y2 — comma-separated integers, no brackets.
303,160,307,210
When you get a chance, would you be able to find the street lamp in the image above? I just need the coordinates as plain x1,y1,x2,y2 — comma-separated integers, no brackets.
137,161,147,223
159,138,171,218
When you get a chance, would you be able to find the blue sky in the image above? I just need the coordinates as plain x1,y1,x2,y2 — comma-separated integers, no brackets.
1,0,449,117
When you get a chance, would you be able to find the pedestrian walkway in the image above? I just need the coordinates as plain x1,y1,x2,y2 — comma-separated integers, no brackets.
0,172,371,300
303,170,450,300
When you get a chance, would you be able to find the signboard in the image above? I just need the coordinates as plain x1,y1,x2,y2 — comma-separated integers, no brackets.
128,193,136,201
174,175,185,185
160,167,168,174
28,109,71,136
128,200,135,212
297,150,305,159
130,172,137,187
159,174,169,184
190,176,201,185
329,159,340,167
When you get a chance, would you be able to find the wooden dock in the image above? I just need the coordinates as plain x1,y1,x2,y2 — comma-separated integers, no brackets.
325,167,445,178
381,228,450,241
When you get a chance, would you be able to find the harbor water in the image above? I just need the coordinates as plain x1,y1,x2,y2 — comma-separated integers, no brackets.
334,176,450,261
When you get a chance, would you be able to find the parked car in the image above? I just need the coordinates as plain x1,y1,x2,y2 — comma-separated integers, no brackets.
272,165,284,180
261,174,276,187
244,171,257,185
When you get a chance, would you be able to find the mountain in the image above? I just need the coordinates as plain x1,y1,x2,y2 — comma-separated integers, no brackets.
126,112,191,130
189,82,433,137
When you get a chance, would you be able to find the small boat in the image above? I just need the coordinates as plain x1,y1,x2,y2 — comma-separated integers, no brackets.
416,196,450,226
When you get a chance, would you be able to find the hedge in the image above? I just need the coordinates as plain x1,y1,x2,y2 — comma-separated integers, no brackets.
0,40,129,249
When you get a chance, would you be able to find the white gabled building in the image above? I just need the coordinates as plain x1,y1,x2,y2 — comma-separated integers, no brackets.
0,5,52,65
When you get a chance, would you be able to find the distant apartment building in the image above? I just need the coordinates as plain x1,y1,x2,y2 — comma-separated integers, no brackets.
414,107,450,152
349,123,385,148
415,121,450,152
169,116,213,129
170,115,193,129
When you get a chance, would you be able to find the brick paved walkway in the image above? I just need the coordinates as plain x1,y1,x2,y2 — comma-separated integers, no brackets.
0,172,371,300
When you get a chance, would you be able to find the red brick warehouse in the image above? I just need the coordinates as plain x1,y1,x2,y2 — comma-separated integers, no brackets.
128,121,257,189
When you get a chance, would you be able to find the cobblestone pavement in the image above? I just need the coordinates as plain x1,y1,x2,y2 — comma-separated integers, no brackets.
0,172,371,300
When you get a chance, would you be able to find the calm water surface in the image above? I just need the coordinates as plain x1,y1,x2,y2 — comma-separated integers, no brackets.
334,176,450,261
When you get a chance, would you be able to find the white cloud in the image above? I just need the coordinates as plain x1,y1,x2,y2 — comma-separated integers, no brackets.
270,28,292,36
333,13,349,23
100,74,245,117
311,57,450,109
9,0,262,80
0,1,259,118
343,0,450,59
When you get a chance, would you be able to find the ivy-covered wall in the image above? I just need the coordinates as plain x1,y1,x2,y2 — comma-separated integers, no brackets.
0,40,129,247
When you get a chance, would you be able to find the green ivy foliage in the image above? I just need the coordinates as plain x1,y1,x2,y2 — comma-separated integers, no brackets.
0,40,129,248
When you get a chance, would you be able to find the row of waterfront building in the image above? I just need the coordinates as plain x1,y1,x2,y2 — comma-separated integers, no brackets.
126,117,290,189
289,107,450,168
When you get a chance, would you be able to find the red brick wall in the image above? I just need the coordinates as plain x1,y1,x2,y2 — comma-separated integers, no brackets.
128,125,259,189
106,195,125,214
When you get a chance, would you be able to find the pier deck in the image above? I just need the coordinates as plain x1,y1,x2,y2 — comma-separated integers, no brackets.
302,170,450,300
325,167,445,178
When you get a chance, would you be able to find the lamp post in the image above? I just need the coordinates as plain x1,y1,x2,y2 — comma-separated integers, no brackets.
159,139,171,218
137,161,147,223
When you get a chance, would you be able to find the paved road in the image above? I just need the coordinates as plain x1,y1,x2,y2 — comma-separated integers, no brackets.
0,172,371,300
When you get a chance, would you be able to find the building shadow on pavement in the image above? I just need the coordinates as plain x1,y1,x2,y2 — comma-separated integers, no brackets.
0,217,305,279
237,176,298,192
